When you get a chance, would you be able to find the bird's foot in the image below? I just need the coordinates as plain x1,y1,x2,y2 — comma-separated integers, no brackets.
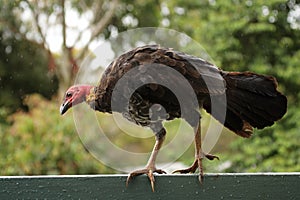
172,153,219,183
126,167,166,192
173,153,219,173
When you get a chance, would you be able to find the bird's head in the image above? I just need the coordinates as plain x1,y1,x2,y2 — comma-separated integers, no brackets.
60,84,94,115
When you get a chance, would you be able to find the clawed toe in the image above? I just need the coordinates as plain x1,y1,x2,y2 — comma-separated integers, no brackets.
172,153,219,184
172,167,196,174
172,159,198,174
204,153,219,160
126,168,166,192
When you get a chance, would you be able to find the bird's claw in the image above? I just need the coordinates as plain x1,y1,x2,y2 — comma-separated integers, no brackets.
203,153,219,161
172,159,198,174
126,167,166,192
172,153,219,183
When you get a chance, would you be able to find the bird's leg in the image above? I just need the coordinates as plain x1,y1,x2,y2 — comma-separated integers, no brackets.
173,122,219,183
126,128,167,192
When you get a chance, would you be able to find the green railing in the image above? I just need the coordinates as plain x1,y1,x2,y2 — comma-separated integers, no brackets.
0,173,299,199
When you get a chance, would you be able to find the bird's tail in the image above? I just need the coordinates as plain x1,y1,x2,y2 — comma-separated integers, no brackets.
203,71,287,137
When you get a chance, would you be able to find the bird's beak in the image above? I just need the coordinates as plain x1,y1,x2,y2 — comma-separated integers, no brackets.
60,100,72,115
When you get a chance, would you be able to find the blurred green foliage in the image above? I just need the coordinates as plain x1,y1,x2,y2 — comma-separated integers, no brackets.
0,95,111,175
0,33,59,114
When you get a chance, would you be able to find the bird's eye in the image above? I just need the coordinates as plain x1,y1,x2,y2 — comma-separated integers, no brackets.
66,92,72,98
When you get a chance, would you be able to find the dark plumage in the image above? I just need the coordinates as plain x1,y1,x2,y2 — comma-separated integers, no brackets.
60,45,287,191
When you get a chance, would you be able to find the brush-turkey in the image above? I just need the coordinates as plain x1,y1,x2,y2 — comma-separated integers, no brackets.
60,45,287,191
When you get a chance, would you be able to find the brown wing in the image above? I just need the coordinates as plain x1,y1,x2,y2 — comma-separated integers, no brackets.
93,45,225,114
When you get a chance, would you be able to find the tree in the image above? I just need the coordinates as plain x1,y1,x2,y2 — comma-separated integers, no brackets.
0,0,119,94
0,0,163,95
0,31,59,113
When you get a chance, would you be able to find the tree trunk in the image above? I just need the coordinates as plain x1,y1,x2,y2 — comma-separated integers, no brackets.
57,53,69,97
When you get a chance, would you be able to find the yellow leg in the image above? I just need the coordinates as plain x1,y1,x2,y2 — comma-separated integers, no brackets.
126,132,166,192
173,122,219,183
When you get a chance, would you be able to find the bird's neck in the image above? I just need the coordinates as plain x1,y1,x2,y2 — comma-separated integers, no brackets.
85,86,96,105
85,85,112,113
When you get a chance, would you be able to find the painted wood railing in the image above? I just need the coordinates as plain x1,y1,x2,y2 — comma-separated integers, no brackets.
0,173,299,199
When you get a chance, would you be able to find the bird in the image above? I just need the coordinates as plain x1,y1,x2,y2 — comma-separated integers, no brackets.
60,45,287,192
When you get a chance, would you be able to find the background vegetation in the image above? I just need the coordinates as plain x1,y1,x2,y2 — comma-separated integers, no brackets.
0,0,299,175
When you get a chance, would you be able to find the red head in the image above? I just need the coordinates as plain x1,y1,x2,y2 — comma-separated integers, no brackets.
60,84,93,115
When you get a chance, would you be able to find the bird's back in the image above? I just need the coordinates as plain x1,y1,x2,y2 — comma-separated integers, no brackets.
91,45,225,127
